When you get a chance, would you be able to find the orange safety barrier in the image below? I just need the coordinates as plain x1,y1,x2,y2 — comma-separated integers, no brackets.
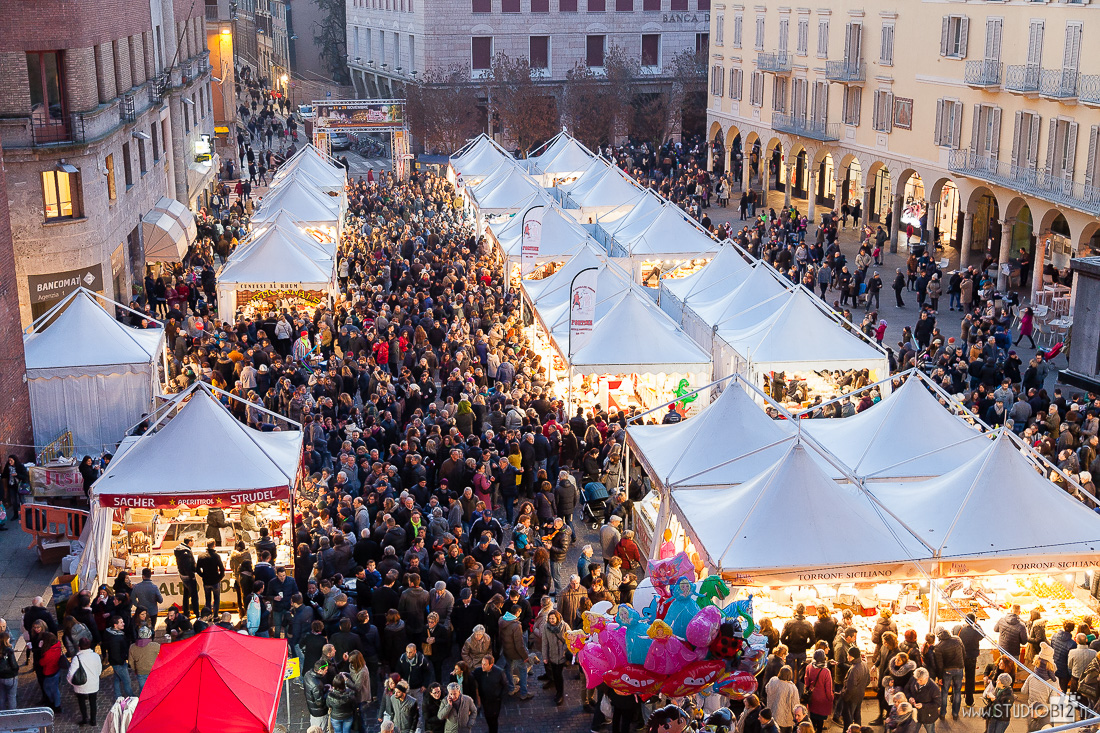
20,503,89,548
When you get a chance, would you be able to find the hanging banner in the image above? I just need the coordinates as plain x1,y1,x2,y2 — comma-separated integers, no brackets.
569,267,598,354
29,465,85,498
98,485,290,509
520,205,545,277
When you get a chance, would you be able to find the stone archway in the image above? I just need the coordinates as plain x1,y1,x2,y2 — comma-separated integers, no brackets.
865,161,892,226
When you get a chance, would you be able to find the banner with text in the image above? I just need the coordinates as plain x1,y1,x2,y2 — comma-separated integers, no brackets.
30,465,85,498
98,485,290,509
520,205,544,276
569,267,598,355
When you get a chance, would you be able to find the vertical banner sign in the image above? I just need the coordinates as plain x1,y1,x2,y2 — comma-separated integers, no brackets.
569,267,598,354
520,205,545,277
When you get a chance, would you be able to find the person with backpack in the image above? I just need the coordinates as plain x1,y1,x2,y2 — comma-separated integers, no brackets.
67,637,102,725
0,631,20,711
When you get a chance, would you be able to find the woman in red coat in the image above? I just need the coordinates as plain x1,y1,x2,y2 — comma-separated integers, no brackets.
39,633,63,710
804,649,834,733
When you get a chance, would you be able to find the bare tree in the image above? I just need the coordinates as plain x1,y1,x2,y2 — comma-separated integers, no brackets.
311,0,350,84
484,53,559,156
629,48,707,146
558,62,616,150
405,65,482,154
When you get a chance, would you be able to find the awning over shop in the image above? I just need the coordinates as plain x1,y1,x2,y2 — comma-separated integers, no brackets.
671,442,933,585
151,196,198,247
141,210,188,262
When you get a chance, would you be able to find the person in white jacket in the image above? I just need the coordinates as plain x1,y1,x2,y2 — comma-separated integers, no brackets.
67,638,104,726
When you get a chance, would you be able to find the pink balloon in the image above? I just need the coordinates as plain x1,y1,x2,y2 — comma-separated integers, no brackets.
602,625,629,669
685,605,722,648
644,635,698,676
579,644,614,688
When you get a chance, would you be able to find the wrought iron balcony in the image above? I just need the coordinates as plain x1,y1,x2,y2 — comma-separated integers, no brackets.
1005,64,1040,93
771,113,840,141
964,59,1002,87
825,60,865,83
150,73,169,101
1039,68,1078,98
949,149,1100,217
1081,74,1100,107
756,52,792,73
120,93,136,124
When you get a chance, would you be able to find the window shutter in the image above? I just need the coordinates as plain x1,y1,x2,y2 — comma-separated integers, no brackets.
851,22,862,61
958,17,968,58
872,90,880,129
734,14,742,48
844,22,851,60
1045,118,1058,176
779,18,788,54
992,18,1002,61
990,107,1001,160
1011,111,1023,167
1063,23,1082,71
934,99,944,145
1029,114,1041,169
1028,21,1044,67
971,104,981,155
1086,126,1099,189
951,101,962,148
1065,121,1078,179
886,92,894,132
940,17,950,56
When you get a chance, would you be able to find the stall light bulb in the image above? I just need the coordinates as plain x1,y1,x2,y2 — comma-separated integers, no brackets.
1064,574,1075,583
920,579,929,589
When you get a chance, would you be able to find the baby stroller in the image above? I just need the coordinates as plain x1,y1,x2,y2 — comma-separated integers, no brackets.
581,482,609,529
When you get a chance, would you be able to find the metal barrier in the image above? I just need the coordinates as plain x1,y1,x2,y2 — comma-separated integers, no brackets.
36,430,73,465
20,502,89,546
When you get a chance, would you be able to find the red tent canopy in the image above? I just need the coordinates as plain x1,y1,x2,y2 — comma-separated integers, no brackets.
128,627,288,733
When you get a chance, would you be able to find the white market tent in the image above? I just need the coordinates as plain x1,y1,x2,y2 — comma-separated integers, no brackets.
249,210,338,259
683,262,792,348
450,135,514,184
272,166,348,212
527,256,635,341
216,218,336,320
492,200,600,272
528,132,598,186
24,288,165,454
801,375,990,481
671,442,932,584
271,144,347,193
564,289,712,376
563,164,646,222
713,287,890,387
627,378,842,490
521,239,611,305
252,177,341,231
659,244,753,323
868,432,1100,574
558,156,611,198
77,382,303,589
468,163,545,216
609,203,720,281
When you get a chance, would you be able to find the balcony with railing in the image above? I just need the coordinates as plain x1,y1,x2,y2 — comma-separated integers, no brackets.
29,114,87,146
756,52,792,73
825,60,865,83
1005,64,1040,93
1081,74,1100,106
1039,68,1078,99
120,93,136,124
949,149,1100,217
964,59,1003,88
771,113,840,141
150,73,169,101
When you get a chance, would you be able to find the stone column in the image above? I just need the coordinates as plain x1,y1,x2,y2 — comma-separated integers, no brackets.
890,191,904,253
959,212,974,272
706,142,714,172
862,183,872,230
997,218,1016,291
62,47,99,113
783,163,793,207
94,42,117,103
807,168,817,224
741,154,751,194
167,94,187,202
114,37,133,94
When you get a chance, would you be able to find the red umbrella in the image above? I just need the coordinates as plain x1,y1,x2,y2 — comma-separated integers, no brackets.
128,627,288,733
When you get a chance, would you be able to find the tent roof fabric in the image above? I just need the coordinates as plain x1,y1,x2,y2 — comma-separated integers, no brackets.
801,377,988,479
451,136,513,179
24,290,163,371
470,165,544,212
662,244,754,304
92,387,302,499
128,627,287,733
493,202,597,260
602,189,665,233
273,145,346,187
252,178,340,225
565,289,711,374
249,211,337,258
559,157,612,195
868,433,1100,563
717,288,885,366
218,221,334,286
673,442,930,576
569,166,645,209
141,209,188,262
521,241,609,304
692,263,791,330
151,196,198,245
614,204,720,258
531,134,596,175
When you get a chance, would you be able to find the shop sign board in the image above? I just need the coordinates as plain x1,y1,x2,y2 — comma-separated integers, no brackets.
30,465,85,498
28,264,104,305
98,485,290,509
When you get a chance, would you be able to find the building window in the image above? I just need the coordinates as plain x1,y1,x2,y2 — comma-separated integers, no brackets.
502,0,519,10
670,0,686,8
733,14,742,48
138,139,147,174
560,0,578,10
588,0,605,11
532,0,549,11
755,15,765,51
797,17,809,56
939,16,969,58
750,70,764,106
472,37,492,69
711,65,723,96
26,51,66,125
617,0,632,9
42,169,80,221
122,142,134,187
729,68,742,100
872,89,893,132
934,98,962,147
696,33,708,55
843,86,861,126
817,19,829,58
643,0,659,9
772,76,787,113
642,34,660,66
530,36,549,69
151,124,159,161
586,35,606,66
472,0,490,12
880,24,894,66
105,154,117,200
778,17,789,55
715,15,724,46
699,0,709,9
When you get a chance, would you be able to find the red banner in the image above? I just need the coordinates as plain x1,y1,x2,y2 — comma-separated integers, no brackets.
98,486,290,509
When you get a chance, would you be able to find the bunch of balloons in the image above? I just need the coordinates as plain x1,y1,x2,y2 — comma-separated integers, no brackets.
572,552,767,700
